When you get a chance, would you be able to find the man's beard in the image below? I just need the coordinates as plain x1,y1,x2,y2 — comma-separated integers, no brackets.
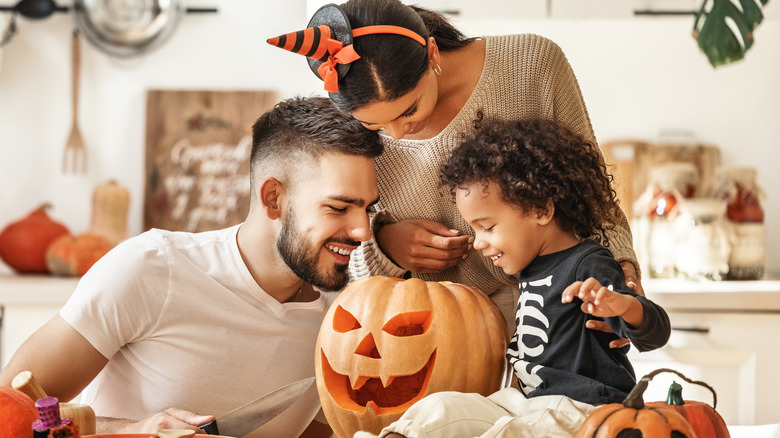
277,208,355,292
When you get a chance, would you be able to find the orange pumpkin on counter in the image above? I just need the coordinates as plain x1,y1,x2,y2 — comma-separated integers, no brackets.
647,376,730,438
0,204,70,273
315,276,509,438
575,368,698,438
0,386,39,438
46,232,113,276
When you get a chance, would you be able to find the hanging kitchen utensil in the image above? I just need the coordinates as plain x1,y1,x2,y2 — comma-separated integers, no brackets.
0,0,67,19
72,0,183,58
63,29,86,173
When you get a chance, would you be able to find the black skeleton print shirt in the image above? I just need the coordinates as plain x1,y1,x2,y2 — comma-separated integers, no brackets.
507,239,671,405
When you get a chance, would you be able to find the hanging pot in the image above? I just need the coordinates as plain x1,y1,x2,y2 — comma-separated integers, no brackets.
72,0,183,57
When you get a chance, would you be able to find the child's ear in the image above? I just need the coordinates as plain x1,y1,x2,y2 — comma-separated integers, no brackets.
537,200,555,225
259,177,285,220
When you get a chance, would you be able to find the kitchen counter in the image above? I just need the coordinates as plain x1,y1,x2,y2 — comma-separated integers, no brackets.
0,273,79,367
643,277,780,313
0,273,79,306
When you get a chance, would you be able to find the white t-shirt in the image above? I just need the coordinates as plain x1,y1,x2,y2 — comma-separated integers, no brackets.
60,225,332,437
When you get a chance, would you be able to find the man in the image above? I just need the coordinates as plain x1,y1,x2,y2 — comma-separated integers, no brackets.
0,97,383,438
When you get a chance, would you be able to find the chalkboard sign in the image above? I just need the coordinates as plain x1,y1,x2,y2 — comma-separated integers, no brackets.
144,90,279,232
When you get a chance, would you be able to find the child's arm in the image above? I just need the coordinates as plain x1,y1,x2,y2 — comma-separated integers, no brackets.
561,277,644,327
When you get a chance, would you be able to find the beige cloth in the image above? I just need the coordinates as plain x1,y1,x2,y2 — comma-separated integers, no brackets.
376,389,597,438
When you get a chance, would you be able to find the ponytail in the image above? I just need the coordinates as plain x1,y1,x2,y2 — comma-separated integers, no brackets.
410,6,477,51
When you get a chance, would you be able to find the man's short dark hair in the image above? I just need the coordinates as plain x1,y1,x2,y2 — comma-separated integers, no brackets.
249,96,383,197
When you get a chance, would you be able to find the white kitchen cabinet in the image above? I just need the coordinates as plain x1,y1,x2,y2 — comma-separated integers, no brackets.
401,0,701,19
628,278,780,426
0,274,78,368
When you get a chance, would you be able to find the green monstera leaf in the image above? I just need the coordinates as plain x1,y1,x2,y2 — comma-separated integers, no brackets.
693,0,770,67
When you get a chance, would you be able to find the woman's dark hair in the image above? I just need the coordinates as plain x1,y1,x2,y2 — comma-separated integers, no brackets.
439,119,621,247
330,0,476,113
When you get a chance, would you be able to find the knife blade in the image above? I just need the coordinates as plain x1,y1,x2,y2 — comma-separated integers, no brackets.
199,376,315,437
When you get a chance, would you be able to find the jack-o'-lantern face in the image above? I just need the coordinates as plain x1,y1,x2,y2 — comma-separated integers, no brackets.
320,305,436,415
314,276,509,438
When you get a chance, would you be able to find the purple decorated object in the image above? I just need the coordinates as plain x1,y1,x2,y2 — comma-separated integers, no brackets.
35,396,61,428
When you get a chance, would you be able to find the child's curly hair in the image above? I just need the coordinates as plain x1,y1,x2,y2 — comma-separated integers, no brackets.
440,118,621,247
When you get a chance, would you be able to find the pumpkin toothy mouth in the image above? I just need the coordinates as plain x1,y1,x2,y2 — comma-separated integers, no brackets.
319,349,436,415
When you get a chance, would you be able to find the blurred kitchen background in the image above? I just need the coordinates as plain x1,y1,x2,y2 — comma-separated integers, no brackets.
1,0,780,425
0,0,778,277
1,0,779,277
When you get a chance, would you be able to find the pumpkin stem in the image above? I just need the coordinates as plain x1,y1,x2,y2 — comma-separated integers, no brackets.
666,381,685,406
623,377,649,409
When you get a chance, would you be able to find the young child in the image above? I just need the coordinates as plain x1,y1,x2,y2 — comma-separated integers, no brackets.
370,118,672,438
439,118,671,406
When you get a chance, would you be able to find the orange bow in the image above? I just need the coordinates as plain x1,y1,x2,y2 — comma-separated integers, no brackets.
316,37,360,93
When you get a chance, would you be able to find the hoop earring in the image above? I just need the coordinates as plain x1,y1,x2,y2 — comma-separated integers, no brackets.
433,64,442,76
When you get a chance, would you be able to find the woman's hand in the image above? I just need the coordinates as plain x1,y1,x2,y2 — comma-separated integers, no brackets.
582,261,645,348
376,219,472,273
97,408,215,434
621,261,645,297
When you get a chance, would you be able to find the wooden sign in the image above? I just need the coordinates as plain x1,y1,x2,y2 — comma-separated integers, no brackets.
144,90,279,232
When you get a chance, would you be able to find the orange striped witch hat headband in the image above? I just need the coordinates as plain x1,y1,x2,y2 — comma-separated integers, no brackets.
267,3,426,93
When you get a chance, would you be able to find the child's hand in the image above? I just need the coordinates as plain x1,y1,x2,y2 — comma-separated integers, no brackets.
562,278,642,326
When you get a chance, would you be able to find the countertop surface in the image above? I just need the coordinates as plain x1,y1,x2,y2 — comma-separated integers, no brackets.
643,277,780,312
0,273,79,306
1,273,779,311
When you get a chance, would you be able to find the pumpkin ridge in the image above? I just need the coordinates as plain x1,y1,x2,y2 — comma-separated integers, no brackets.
593,407,634,436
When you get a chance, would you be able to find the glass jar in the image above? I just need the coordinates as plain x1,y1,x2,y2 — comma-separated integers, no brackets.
633,163,698,278
673,199,732,281
712,167,765,280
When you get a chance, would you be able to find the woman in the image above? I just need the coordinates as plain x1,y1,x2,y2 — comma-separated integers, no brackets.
268,0,643,334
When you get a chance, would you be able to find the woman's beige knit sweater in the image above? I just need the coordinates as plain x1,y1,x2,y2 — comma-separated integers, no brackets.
349,33,638,295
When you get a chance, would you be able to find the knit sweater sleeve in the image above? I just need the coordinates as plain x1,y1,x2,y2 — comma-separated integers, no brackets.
348,209,408,281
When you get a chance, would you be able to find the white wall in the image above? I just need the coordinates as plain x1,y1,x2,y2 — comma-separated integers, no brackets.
1,1,778,276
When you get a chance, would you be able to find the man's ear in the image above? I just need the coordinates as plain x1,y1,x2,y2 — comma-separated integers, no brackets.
537,200,555,226
259,178,285,220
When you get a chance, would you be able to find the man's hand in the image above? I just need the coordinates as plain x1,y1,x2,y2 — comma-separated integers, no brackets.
376,219,472,273
97,408,215,434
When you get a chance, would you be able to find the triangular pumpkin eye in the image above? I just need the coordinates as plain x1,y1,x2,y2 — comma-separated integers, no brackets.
382,311,432,336
333,305,362,332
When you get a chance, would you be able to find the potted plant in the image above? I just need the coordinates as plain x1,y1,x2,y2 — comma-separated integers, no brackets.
694,0,771,66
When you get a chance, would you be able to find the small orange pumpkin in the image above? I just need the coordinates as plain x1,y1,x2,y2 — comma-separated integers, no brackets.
0,386,39,438
575,368,697,438
315,277,509,438
0,204,70,273
647,372,730,438
46,232,113,276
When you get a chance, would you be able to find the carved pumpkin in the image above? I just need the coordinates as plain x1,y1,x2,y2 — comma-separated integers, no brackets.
647,371,730,438
0,386,39,438
575,368,697,438
45,233,113,276
0,204,70,273
315,277,509,438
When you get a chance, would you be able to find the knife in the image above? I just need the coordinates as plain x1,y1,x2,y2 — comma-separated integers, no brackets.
199,376,315,437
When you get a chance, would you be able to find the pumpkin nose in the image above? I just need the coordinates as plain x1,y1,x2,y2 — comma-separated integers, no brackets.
355,333,381,358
